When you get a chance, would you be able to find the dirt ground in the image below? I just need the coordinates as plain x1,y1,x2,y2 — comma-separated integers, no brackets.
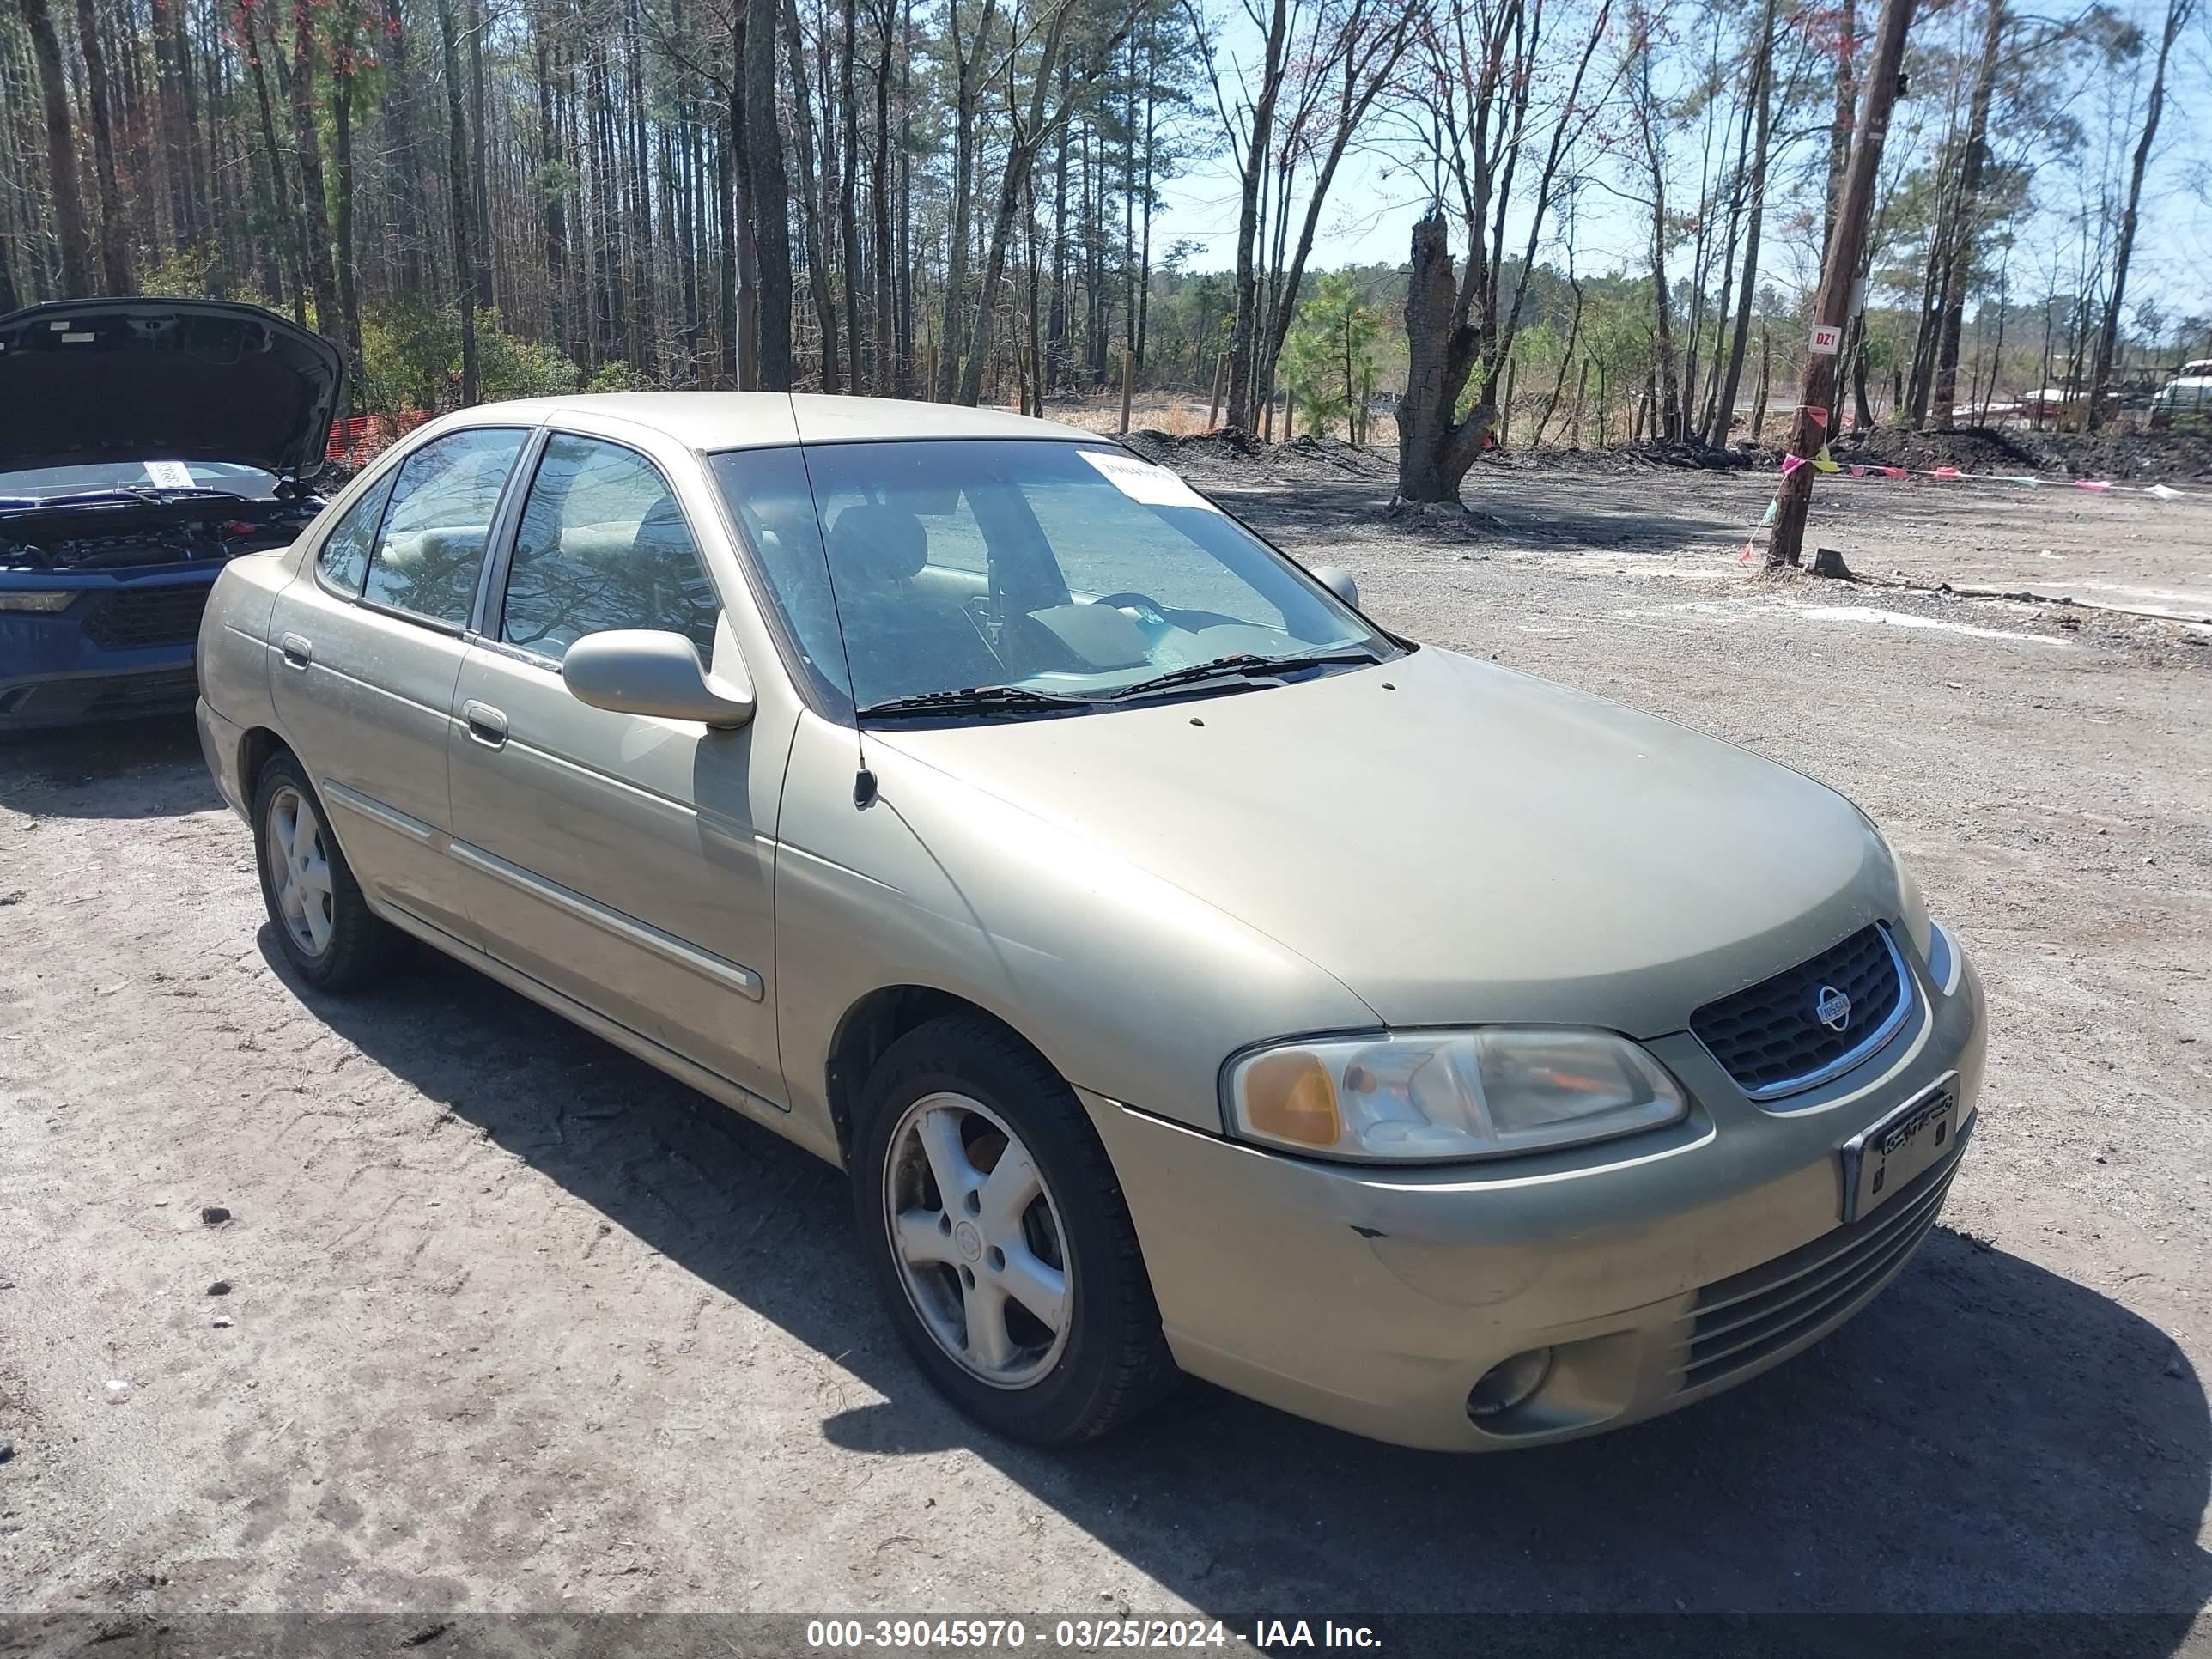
3,448,2210,1645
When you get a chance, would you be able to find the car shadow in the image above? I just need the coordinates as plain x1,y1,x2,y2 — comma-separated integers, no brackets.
267,933,2211,1633
0,714,218,820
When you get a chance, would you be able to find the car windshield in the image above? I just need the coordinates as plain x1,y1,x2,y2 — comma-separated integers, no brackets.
711,439,1390,716
0,459,279,501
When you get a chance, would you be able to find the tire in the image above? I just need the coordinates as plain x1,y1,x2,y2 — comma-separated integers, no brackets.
853,1014,1178,1444
252,750,407,993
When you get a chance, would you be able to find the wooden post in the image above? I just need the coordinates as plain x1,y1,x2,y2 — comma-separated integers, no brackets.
1772,0,1917,565
1207,354,1226,430
1752,328,1771,444
1119,346,1133,434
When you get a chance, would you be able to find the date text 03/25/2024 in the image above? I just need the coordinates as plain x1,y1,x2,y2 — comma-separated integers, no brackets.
804,1619,1383,1650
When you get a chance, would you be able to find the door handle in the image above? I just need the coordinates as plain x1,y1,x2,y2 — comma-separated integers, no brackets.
462,700,509,748
279,633,313,670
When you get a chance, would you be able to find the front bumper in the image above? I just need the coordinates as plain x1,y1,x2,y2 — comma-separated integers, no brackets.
1085,944,1986,1450
0,571,214,729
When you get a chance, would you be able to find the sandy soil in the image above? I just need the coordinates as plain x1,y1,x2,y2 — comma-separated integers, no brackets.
2,453,2209,1644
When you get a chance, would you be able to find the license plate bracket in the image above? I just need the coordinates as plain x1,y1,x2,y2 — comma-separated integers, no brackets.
1839,1074,1959,1224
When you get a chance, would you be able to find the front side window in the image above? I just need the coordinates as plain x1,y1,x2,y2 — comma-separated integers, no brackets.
362,427,526,626
711,439,1387,716
498,434,721,664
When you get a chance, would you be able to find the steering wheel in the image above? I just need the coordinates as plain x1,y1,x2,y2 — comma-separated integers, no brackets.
1097,591,1170,626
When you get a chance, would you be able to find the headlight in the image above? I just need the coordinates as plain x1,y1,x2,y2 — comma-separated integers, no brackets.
1224,1028,1690,1164
0,590,77,612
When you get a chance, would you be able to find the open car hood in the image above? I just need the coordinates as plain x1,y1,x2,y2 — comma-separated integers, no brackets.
0,299,344,478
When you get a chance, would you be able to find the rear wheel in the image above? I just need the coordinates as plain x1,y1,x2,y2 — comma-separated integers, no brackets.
853,1016,1177,1443
252,751,406,992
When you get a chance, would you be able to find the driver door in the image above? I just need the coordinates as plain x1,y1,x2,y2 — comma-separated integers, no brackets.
443,429,793,1108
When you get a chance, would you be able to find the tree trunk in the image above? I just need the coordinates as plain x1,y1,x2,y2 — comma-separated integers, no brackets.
1634,20,1680,441
243,8,304,320
933,0,996,398
870,0,895,396
536,29,568,357
290,0,341,336
434,0,478,404
783,0,840,391
744,0,793,388
838,0,866,391
74,0,131,291
19,0,91,295
2087,0,2191,429
1395,211,1489,503
1711,0,1775,447
1926,0,2006,429
1225,0,1289,429
1771,0,1916,566
468,0,494,310
333,69,364,392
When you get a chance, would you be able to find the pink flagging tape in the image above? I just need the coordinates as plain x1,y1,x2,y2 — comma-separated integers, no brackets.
1932,465,1963,479
1779,453,1808,477
2074,479,2112,492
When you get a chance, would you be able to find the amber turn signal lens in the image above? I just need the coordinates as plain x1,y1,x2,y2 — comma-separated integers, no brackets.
1240,1050,1340,1148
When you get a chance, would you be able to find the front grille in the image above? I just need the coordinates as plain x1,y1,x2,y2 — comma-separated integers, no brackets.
81,584,211,649
1691,924,1908,1097
1674,1150,1958,1395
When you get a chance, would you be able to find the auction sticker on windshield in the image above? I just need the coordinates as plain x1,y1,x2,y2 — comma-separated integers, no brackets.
1079,448,1221,513
144,460,196,489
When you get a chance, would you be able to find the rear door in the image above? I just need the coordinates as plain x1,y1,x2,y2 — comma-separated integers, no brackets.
443,427,793,1108
269,425,530,944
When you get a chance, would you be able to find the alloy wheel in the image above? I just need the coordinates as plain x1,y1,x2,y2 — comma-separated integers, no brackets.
264,784,335,957
882,1091,1073,1389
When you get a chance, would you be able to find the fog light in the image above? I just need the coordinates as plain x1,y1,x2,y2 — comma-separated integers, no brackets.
1468,1347,1554,1419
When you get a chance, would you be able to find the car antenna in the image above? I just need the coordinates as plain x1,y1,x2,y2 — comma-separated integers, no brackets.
788,392,876,809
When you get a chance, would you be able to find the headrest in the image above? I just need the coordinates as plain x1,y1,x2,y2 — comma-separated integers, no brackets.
829,503,929,584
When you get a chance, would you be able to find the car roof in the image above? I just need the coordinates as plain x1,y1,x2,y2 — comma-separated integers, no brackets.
435,391,1096,451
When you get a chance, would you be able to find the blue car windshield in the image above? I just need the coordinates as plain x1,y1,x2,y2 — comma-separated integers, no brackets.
0,460,278,501
711,438,1388,715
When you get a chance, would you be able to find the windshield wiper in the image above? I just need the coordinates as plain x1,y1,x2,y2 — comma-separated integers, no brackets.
0,485,252,512
857,684,1099,720
1104,647,1383,703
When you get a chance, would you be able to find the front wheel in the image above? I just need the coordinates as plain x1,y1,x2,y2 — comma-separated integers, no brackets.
853,1016,1177,1443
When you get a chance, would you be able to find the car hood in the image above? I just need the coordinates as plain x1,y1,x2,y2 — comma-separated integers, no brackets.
0,299,343,478
872,645,1903,1039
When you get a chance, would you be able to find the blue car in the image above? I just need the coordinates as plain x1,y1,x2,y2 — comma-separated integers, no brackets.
0,298,342,729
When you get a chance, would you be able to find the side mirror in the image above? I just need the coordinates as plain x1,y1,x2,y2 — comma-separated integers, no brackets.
1310,563,1360,609
563,629,754,729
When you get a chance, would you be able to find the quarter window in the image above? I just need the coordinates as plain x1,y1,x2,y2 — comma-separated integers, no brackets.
315,470,398,594
362,427,527,627
498,434,722,664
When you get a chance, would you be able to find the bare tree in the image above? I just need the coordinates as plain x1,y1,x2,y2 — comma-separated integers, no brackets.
17,0,90,294
1395,0,1615,502
2087,0,2193,427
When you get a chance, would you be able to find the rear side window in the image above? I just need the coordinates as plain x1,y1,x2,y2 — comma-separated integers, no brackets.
498,434,721,664
315,470,399,593
362,428,526,626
